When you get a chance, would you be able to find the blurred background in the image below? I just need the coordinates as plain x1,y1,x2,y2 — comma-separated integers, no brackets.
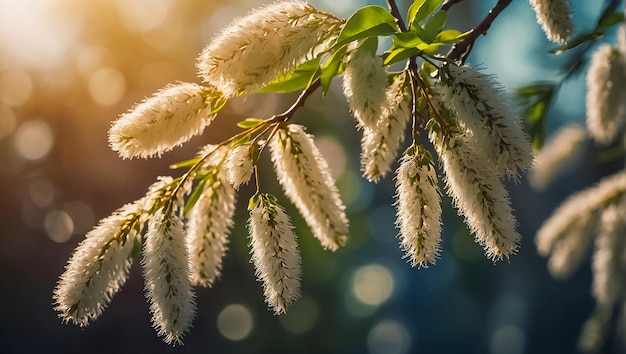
0,0,623,353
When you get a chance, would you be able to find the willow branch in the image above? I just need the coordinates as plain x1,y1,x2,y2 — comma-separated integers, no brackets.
448,0,513,64
272,78,321,123
386,0,408,32
442,0,467,11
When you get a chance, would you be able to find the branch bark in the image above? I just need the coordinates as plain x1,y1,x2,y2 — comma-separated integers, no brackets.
448,0,513,64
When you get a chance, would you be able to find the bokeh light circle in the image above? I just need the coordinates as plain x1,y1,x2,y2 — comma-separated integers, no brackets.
351,264,395,306
367,320,412,354
217,304,254,341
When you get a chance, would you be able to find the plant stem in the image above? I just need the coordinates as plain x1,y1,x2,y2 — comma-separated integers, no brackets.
448,0,513,64
272,78,322,123
442,0,467,11
386,0,407,32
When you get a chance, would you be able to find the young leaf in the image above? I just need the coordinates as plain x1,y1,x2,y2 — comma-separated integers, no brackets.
169,157,201,170
334,6,398,48
384,47,422,65
409,0,443,30
237,118,265,129
320,45,348,96
393,31,424,48
184,178,208,216
435,29,470,43
261,57,321,93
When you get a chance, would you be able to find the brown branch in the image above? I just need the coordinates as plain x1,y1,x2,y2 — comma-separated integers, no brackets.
442,0,467,11
386,0,408,32
448,0,513,64
273,78,322,123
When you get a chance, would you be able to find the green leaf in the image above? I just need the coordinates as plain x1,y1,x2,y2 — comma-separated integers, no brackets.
551,32,602,54
409,0,443,30
552,11,624,54
237,118,265,129
169,157,201,169
184,178,208,216
596,10,624,32
261,57,321,93
248,193,260,210
320,45,348,95
384,47,421,65
132,236,142,259
393,31,424,48
435,29,471,43
334,5,398,47
422,11,447,43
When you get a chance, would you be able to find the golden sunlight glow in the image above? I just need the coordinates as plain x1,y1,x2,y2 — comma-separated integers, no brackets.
45,210,74,243
14,120,54,160
88,67,126,107
0,70,33,107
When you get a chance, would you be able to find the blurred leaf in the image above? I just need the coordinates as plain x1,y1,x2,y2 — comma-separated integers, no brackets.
552,32,603,54
334,6,398,48
237,118,265,129
552,11,624,54
261,58,321,93
516,82,556,148
596,10,624,32
169,157,201,169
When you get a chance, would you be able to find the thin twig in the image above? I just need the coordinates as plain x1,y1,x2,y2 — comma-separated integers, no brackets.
442,0,467,11
386,0,408,32
272,78,322,123
448,0,513,64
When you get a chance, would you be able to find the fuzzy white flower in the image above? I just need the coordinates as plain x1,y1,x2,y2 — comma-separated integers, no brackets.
361,73,411,182
197,1,341,97
342,46,389,129
547,215,596,278
592,203,626,305
578,304,613,352
248,194,302,314
143,209,196,345
434,134,520,260
109,83,223,159
536,171,626,256
187,147,237,287
225,144,254,189
440,65,534,180
53,202,142,327
394,147,442,267
586,44,626,145
529,0,574,44
618,24,626,66
529,124,587,190
269,124,349,250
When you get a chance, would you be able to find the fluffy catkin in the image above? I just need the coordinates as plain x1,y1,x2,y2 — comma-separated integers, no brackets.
529,124,587,190
547,215,596,278
109,83,221,159
529,0,574,44
225,144,254,189
586,44,626,145
143,209,196,345
434,133,520,260
342,46,389,130
53,202,142,327
536,171,626,256
592,203,626,305
394,148,442,267
187,146,237,287
361,73,411,182
269,124,349,250
197,1,341,97
440,65,534,180
248,195,302,314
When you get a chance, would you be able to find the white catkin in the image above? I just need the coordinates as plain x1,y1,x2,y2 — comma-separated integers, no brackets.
269,124,349,250
586,44,626,145
578,304,613,353
143,210,196,345
248,196,302,314
529,0,574,44
440,65,534,180
53,202,142,327
342,47,389,130
225,144,254,190
187,146,237,287
547,215,596,278
536,171,626,256
592,203,626,305
529,124,587,190
434,133,520,260
109,83,221,159
197,1,341,97
394,149,442,267
361,73,411,182
618,24,626,68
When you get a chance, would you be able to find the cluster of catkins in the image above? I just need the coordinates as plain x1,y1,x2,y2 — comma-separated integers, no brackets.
530,19,626,351
54,0,534,344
